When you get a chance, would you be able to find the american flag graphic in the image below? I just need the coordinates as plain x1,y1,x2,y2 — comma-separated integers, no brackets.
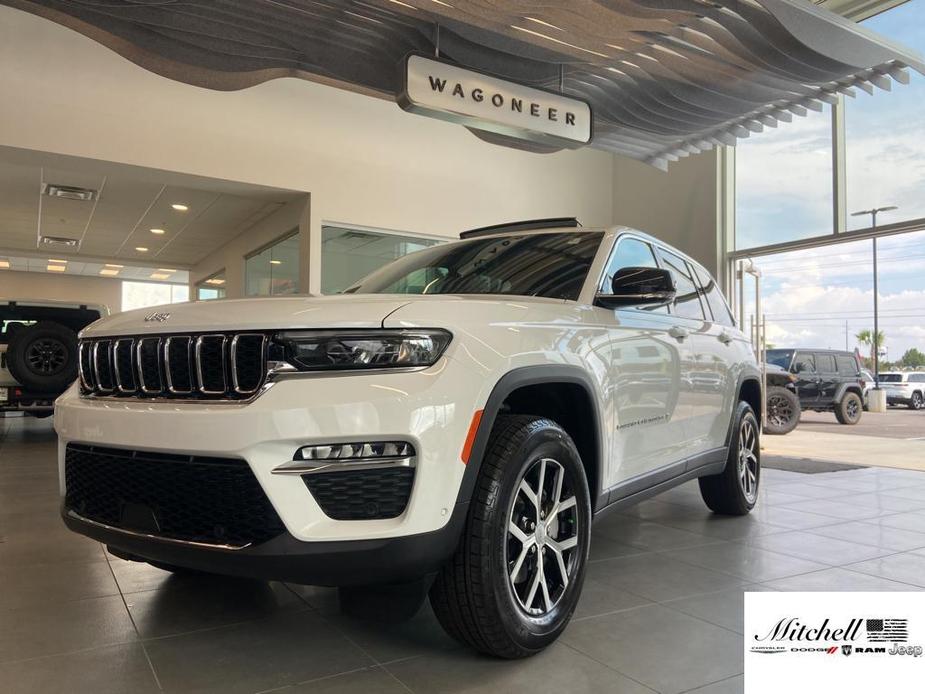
866,618,909,642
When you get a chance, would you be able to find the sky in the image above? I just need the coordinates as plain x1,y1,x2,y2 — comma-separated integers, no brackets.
735,0,925,363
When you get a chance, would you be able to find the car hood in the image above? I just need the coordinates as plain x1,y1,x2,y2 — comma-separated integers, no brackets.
80,295,414,337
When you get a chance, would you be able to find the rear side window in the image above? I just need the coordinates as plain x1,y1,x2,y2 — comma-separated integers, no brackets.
655,248,706,321
793,353,816,373
909,374,925,383
879,374,903,383
836,355,859,375
815,354,837,373
692,265,735,327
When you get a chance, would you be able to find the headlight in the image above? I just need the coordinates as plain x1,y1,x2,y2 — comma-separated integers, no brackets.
274,329,451,371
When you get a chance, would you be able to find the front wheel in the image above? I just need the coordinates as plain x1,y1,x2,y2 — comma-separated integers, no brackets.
699,402,760,516
764,386,799,435
835,392,863,424
429,415,591,658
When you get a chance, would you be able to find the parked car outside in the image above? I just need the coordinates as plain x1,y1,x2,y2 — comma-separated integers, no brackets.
1,299,106,417
765,348,865,425
880,372,925,410
764,362,800,435
860,368,874,409
56,223,762,658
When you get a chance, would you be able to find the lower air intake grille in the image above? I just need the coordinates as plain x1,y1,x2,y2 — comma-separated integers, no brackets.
303,467,415,520
64,444,285,547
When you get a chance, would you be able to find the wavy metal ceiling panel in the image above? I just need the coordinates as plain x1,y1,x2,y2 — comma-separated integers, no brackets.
5,0,923,168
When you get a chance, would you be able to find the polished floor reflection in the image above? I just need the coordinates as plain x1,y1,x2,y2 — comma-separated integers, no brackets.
2,415,925,693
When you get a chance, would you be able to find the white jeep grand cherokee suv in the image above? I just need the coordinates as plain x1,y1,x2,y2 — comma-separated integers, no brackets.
56,220,762,658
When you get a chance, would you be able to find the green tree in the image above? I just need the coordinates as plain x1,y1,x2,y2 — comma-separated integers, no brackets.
900,348,925,369
856,329,886,366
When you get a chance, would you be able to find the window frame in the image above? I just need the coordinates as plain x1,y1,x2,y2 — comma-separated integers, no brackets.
653,245,708,322
244,229,300,297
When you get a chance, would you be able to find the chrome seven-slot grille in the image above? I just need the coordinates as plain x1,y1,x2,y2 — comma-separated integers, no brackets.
79,333,267,400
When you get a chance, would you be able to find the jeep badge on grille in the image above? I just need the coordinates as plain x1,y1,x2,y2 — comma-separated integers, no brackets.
144,312,170,322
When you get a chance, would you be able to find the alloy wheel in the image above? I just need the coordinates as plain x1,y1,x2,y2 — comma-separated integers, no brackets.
846,397,860,419
506,457,579,616
737,417,759,504
767,394,794,428
26,338,67,375
913,393,923,410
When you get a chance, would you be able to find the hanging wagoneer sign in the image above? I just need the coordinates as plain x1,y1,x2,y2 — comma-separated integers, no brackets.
399,54,592,148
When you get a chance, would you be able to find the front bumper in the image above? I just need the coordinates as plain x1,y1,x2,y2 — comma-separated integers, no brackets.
55,357,483,552
62,504,467,586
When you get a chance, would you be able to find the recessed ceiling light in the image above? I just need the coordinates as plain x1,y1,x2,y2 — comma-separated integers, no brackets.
99,268,120,277
48,258,68,264
47,264,67,272
150,228,166,235
171,204,188,211
150,272,171,280
104,263,124,268
0,260,9,269
205,278,225,285
135,247,149,252
270,260,282,265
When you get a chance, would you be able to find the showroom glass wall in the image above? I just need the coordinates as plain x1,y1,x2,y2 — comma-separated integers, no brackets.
245,231,299,296
733,0,925,367
321,225,443,294
196,269,226,300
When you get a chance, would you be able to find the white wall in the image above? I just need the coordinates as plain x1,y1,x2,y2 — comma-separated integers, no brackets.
0,5,616,295
0,270,122,314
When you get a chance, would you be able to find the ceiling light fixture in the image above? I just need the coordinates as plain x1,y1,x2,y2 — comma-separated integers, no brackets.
157,268,177,273
47,264,67,272
270,260,282,265
48,259,68,264
0,260,9,269
150,272,171,280
135,247,149,252
43,183,98,201
40,236,79,248
104,263,124,268
171,204,189,211
150,228,166,235
99,268,120,277
205,278,225,285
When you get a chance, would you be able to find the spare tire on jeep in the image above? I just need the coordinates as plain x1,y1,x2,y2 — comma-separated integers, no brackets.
6,321,79,393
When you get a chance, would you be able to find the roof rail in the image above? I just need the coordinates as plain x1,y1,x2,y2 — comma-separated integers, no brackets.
459,217,582,240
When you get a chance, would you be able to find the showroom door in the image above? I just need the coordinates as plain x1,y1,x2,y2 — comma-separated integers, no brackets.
593,236,692,487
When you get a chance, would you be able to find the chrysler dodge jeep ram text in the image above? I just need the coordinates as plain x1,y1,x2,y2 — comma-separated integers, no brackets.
56,220,762,658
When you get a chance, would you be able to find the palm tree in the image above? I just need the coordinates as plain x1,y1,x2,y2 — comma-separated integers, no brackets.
856,329,885,366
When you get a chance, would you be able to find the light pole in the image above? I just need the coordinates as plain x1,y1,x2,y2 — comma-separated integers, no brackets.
850,205,897,389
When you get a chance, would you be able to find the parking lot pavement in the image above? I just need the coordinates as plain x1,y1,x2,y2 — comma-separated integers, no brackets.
764,409,925,472
796,408,925,439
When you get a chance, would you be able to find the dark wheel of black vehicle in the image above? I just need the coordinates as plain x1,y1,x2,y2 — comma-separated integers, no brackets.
764,386,800,435
7,321,78,392
909,392,923,410
835,392,863,425
429,415,591,658
699,402,760,516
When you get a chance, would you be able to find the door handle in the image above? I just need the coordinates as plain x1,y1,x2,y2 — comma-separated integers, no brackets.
717,331,733,345
668,326,689,341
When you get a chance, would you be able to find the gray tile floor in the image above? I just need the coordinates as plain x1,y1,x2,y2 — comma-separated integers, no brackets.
3,415,925,694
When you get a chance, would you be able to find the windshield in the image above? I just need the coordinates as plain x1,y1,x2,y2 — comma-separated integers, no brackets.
879,374,904,383
345,232,604,300
766,349,794,369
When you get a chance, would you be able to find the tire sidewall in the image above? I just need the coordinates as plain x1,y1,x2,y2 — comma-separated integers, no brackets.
765,387,799,435
733,403,760,510
8,322,78,392
485,425,591,652
840,392,862,424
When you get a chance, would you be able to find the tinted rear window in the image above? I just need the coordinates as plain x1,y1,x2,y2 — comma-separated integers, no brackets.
836,355,859,375
816,354,837,373
879,374,904,383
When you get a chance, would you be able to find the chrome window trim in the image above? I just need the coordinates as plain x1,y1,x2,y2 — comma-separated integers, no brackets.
113,338,137,394
136,337,164,394
164,335,193,394
92,340,114,393
230,333,266,394
195,334,228,395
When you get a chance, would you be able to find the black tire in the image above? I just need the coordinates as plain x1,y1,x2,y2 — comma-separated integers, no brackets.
835,391,863,424
699,402,760,516
764,386,800,435
429,415,591,658
6,321,78,393
909,392,923,411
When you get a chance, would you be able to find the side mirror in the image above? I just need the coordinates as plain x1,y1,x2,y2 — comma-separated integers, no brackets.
594,267,676,310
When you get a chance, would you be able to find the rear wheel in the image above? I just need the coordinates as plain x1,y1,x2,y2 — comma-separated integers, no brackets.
429,415,591,658
764,386,799,435
699,402,760,516
835,392,863,424
909,392,923,410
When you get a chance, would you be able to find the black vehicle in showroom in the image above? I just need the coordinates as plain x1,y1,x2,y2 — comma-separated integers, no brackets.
766,348,865,428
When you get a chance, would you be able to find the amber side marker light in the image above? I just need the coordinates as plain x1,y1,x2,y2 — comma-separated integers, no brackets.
461,409,484,464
